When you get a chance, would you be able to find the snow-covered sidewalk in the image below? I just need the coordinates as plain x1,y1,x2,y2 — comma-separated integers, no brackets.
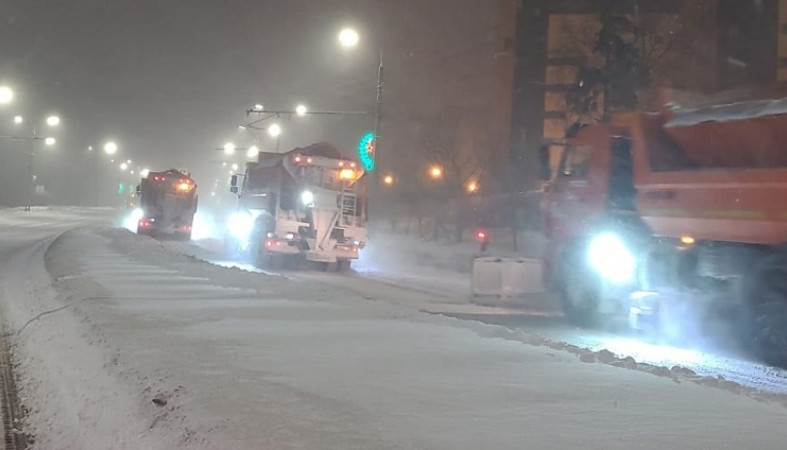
5,226,787,449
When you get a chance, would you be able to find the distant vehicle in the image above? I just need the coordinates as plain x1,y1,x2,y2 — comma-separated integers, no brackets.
541,97,787,364
135,169,198,240
226,142,367,271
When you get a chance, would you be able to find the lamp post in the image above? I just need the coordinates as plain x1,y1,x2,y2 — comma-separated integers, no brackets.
26,115,60,210
338,28,384,185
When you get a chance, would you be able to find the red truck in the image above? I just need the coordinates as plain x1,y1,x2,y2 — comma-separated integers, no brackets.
542,97,787,364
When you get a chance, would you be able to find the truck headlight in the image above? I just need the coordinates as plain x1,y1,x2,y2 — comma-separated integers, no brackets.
131,208,144,221
587,233,635,284
301,190,314,206
228,211,254,240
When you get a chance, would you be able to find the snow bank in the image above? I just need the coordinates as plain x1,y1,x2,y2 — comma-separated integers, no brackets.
0,235,185,449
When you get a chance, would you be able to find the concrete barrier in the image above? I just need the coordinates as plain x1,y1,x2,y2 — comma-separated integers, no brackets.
471,257,543,297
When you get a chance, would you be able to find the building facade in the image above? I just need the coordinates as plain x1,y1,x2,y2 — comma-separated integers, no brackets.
510,0,784,181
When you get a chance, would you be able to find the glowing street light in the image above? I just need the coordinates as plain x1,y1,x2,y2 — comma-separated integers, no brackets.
247,145,259,159
44,137,56,146
13,115,23,125
429,165,443,180
0,86,13,105
338,28,360,48
231,163,239,171
223,142,236,155
466,180,479,193
104,141,118,155
253,103,264,112
120,162,128,171
46,115,61,127
140,168,150,178
295,104,308,116
383,174,395,185
268,123,282,137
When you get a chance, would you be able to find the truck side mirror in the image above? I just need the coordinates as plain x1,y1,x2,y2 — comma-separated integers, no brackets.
538,145,552,181
230,175,238,187
135,184,141,194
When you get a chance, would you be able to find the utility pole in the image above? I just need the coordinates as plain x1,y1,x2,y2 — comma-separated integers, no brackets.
373,51,384,185
26,127,41,211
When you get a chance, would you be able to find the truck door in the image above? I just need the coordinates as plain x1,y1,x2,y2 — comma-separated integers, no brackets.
549,142,597,239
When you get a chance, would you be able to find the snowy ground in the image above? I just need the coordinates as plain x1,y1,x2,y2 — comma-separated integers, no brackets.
175,225,787,394
2,207,787,448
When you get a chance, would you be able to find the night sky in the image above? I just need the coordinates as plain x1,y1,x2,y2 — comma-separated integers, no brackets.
0,0,502,206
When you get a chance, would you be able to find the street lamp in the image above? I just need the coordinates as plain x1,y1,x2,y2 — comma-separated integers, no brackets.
247,145,259,159
466,180,480,194
383,174,395,185
13,115,23,124
104,141,118,155
140,168,150,178
253,103,264,112
44,137,56,146
223,142,236,155
429,165,443,180
267,123,282,137
46,115,61,127
120,162,128,171
338,28,360,48
295,104,308,116
0,86,13,105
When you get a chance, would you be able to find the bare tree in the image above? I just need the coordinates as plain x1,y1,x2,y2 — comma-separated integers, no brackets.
556,7,709,121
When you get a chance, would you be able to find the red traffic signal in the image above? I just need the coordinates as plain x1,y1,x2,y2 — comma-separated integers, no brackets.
475,229,489,242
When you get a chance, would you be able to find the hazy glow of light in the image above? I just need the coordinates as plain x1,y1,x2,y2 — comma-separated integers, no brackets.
0,86,13,104
104,141,118,155
338,28,359,48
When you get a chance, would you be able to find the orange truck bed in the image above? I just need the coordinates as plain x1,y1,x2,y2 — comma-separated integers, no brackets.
618,103,787,245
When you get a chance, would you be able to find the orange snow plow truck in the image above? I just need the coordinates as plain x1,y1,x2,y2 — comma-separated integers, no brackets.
542,97,787,364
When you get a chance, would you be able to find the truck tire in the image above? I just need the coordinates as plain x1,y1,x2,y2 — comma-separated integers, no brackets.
742,248,787,365
558,243,602,327
561,265,601,328
337,260,352,272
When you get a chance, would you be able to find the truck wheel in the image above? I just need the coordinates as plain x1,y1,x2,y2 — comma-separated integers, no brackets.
337,260,352,272
560,254,601,327
750,301,787,366
742,248,787,365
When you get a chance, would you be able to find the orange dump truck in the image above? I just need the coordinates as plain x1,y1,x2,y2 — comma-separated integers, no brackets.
542,97,787,363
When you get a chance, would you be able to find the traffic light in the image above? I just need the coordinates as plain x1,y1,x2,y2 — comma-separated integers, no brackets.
357,132,376,171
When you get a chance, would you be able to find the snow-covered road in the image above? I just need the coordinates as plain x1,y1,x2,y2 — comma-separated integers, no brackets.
171,233,787,396
2,207,787,449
